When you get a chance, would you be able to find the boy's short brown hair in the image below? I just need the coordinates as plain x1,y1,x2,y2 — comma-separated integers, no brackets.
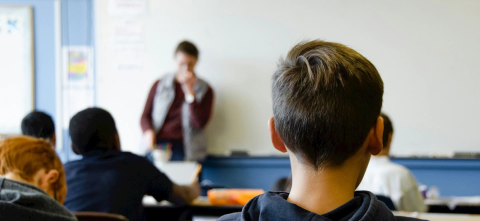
175,41,199,58
272,40,383,168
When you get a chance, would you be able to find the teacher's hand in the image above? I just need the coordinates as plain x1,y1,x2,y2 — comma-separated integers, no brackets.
144,129,156,150
181,71,198,96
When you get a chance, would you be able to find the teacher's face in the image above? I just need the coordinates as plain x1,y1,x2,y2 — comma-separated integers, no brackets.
175,52,198,78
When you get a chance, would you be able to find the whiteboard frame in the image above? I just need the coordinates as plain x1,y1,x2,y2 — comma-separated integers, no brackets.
0,6,35,136
54,0,63,150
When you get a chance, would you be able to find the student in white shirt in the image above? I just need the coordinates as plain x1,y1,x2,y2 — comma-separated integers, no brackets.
357,113,428,212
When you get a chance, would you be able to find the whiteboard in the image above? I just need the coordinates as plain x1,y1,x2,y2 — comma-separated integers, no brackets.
95,0,480,157
0,6,34,135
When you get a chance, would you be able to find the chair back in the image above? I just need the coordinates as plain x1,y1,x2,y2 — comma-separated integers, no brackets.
74,212,129,221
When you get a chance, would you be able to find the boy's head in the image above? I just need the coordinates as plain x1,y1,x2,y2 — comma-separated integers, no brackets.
21,111,56,148
270,40,384,169
0,136,67,204
69,108,120,155
378,112,394,156
175,40,199,74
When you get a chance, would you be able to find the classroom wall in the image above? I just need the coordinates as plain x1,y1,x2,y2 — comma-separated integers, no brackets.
94,0,480,156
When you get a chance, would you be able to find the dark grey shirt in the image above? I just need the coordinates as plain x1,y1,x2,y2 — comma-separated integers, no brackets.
219,191,424,221
0,178,76,221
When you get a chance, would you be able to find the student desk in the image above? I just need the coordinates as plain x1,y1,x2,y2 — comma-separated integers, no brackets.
143,196,242,221
393,212,480,221
426,197,480,214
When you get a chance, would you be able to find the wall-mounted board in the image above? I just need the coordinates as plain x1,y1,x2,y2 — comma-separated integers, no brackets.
0,6,34,135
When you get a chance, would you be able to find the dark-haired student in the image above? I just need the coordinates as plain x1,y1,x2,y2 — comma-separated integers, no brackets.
218,40,422,221
357,113,427,212
141,40,214,162
64,108,200,221
21,111,56,149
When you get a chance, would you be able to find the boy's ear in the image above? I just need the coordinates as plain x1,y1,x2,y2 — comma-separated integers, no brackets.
51,133,56,145
114,132,121,150
269,117,287,153
45,169,59,184
368,116,384,155
71,144,80,155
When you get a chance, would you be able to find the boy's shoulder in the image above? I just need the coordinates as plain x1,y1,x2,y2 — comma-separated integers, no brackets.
386,161,411,173
369,158,413,180
381,161,418,187
217,212,242,221
395,217,427,221
0,178,77,221
217,212,425,221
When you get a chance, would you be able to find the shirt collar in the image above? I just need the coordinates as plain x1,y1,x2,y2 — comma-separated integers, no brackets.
82,149,119,158
370,156,391,164
243,191,369,221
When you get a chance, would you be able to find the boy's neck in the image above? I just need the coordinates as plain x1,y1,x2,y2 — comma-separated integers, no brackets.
287,153,366,215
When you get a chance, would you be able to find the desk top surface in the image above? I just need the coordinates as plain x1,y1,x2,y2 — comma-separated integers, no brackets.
143,196,243,208
425,197,480,207
393,212,480,221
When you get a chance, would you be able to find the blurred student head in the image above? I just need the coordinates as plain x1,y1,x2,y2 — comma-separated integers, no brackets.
21,111,56,148
174,40,199,76
69,108,120,155
378,112,394,156
269,39,384,177
0,136,67,203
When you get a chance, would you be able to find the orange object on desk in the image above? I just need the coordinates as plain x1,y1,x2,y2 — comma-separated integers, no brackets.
207,189,265,205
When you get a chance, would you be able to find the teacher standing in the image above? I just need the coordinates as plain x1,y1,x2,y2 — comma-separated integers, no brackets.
141,41,214,161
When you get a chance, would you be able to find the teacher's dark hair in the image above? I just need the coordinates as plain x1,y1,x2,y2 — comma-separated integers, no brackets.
69,108,118,155
272,40,383,168
175,41,199,58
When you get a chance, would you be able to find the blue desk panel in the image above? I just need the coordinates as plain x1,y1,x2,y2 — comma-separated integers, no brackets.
392,158,480,197
201,156,480,197
202,157,291,191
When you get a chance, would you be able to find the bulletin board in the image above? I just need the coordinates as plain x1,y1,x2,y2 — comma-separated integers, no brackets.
0,6,34,135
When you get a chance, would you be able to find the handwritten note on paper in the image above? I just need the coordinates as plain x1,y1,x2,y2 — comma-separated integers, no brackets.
108,0,148,17
109,20,145,72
